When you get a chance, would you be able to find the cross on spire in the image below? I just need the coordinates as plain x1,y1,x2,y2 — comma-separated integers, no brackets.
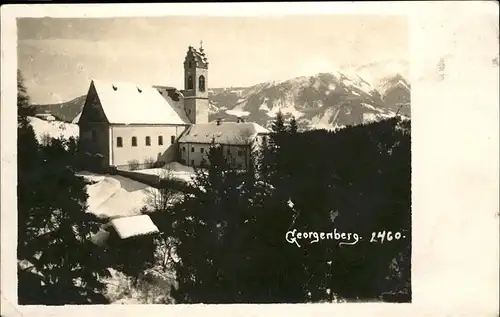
200,40,203,49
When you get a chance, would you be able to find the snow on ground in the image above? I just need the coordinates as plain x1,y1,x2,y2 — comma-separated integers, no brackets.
78,172,159,219
136,162,196,184
78,162,196,219
103,266,177,304
28,116,79,142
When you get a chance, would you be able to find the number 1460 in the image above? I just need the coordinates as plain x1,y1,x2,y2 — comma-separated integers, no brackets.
369,231,405,243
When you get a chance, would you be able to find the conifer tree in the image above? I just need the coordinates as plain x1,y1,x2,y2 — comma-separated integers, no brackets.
17,72,110,304
168,115,411,303
17,70,35,126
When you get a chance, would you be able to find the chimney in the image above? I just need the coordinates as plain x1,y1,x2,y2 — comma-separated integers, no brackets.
216,118,222,126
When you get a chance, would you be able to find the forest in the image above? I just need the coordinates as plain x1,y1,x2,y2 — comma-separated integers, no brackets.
17,70,411,304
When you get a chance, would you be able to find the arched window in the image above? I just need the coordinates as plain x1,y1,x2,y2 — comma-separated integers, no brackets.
117,137,123,147
145,136,151,146
188,61,192,68
188,76,194,90
199,75,205,92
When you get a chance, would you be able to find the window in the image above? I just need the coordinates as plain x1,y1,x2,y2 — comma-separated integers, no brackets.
188,76,194,89
188,61,192,68
191,147,194,153
91,130,97,142
117,137,123,147
191,160,194,166
171,135,175,144
145,136,151,146
200,148,204,153
199,75,206,92
131,136,137,147
237,150,243,157
158,136,163,145
227,149,230,155
182,146,186,152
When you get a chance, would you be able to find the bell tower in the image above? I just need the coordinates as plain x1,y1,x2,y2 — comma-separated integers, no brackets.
184,41,209,124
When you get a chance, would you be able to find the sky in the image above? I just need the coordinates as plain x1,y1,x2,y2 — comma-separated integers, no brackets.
17,15,409,104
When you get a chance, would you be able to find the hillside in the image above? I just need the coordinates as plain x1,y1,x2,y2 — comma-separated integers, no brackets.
34,95,87,122
28,116,79,143
35,61,410,130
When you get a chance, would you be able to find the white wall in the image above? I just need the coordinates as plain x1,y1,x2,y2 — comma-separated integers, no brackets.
179,142,251,168
179,143,210,167
110,124,188,168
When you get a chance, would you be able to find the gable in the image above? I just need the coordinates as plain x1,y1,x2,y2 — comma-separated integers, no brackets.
79,82,109,125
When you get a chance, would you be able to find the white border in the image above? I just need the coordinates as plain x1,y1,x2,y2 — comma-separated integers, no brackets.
2,2,499,317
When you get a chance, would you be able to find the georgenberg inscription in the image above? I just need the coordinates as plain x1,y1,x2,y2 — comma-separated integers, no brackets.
285,229,407,248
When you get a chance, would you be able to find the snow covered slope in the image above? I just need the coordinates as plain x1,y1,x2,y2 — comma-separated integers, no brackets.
28,116,79,143
79,172,159,219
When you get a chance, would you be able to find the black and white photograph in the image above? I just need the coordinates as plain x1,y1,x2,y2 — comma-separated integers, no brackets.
1,2,499,316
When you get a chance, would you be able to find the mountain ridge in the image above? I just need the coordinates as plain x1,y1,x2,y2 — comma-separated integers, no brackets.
34,61,410,130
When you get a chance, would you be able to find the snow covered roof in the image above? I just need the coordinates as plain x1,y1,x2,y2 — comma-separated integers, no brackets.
109,215,159,240
91,79,191,125
178,121,269,145
153,85,190,124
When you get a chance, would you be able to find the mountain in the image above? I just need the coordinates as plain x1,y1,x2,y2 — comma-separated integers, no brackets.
34,61,410,131
34,95,87,122
207,70,410,131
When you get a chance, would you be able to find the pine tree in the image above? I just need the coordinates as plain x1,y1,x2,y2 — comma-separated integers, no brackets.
168,115,411,303
17,74,110,304
170,131,313,303
288,115,299,135
17,70,35,126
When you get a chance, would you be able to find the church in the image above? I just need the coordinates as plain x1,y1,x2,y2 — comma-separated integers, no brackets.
77,44,269,171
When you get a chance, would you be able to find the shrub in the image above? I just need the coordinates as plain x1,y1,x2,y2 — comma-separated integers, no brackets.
128,159,140,171
144,157,156,169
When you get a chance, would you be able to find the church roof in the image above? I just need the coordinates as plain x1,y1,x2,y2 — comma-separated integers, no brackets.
186,46,208,68
91,79,190,125
178,121,269,145
153,85,190,123
194,51,208,68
